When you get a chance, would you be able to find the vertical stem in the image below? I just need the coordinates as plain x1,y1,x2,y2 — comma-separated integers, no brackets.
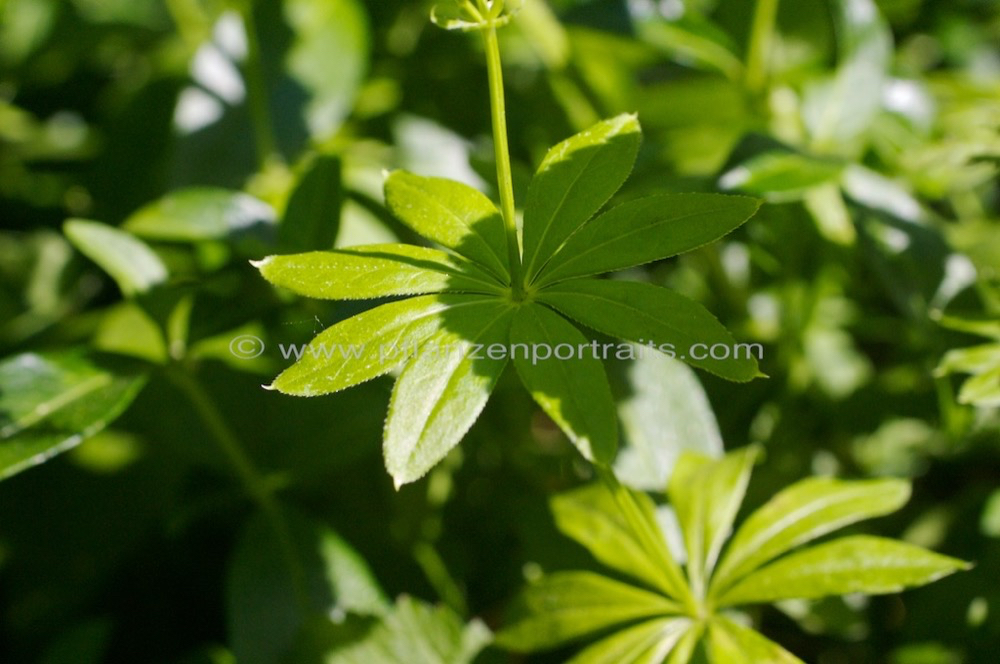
482,26,523,296
167,366,309,613
240,0,277,168
746,0,780,94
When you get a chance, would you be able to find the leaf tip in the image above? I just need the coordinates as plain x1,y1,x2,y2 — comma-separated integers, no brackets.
249,256,273,270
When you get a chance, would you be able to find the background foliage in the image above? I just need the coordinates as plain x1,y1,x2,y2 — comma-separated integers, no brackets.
1,0,998,662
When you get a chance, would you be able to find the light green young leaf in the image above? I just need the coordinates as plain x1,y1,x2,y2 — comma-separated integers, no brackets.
719,152,845,200
664,623,703,664
253,244,503,300
534,194,760,287
280,154,343,252
123,188,277,242
667,447,759,596
936,315,1000,340
718,535,970,606
958,365,1000,407
568,617,691,664
551,483,678,596
706,617,804,664
384,171,509,280
384,304,513,487
634,13,743,81
64,220,167,296
936,343,1000,375
711,477,912,596
268,295,493,396
522,114,641,280
226,508,387,664
538,279,760,382
496,572,680,652
0,351,147,481
509,303,618,464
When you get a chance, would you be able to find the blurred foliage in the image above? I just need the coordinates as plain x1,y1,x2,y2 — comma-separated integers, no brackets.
1,0,999,662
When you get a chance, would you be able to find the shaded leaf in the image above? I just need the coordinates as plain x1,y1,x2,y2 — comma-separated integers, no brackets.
280,154,344,251
64,220,167,296
719,152,845,200
509,303,617,464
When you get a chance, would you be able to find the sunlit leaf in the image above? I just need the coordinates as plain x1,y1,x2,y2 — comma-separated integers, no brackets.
64,220,167,296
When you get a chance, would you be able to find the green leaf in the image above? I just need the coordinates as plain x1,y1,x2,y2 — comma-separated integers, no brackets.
0,351,147,481
711,477,912,596
534,194,761,286
719,152,845,200
321,596,491,663
706,617,804,664
280,154,343,251
268,295,493,396
614,349,723,491
936,343,1000,375
568,617,692,664
123,188,277,243
551,483,680,596
522,114,641,280
496,571,680,652
538,279,760,382
226,508,387,664
718,535,970,606
665,623,703,664
957,365,1000,407
64,220,167,296
384,170,509,280
634,13,743,81
253,244,503,300
384,303,513,487
509,303,618,464
667,447,759,597
284,0,370,138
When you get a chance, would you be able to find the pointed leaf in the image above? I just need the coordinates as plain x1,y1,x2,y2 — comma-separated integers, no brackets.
253,244,503,300
958,365,1000,407
64,220,167,296
534,194,760,286
522,114,641,280
667,447,759,596
280,154,343,251
123,188,277,243
664,623,703,664
268,295,494,396
718,535,970,606
0,351,147,481
936,343,1000,376
539,279,759,382
509,303,617,464
384,303,513,487
551,483,678,595
568,617,691,664
706,617,804,664
496,572,681,652
384,171,509,280
711,477,911,596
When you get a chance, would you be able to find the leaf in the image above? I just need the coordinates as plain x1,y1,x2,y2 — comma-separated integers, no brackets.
0,351,147,481
957,365,1000,407
667,447,759,596
226,508,387,664
253,244,503,300
268,295,495,396
550,483,680,595
509,303,618,464
538,279,760,382
534,194,761,286
495,572,680,652
384,170,509,281
280,154,344,251
936,343,1000,375
321,596,491,663
614,349,723,491
719,152,845,200
706,617,804,664
718,535,970,606
664,623,703,664
567,617,692,664
123,188,277,243
633,13,743,81
383,303,513,487
283,0,370,138
522,114,641,280
64,220,167,296
711,477,912,595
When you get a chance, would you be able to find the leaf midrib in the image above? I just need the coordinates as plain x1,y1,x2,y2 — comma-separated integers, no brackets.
0,372,113,439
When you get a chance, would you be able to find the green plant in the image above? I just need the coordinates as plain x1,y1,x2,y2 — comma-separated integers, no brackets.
254,0,762,487
497,446,970,663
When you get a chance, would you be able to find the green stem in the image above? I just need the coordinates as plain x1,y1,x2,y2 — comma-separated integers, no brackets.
240,0,277,168
167,366,309,612
482,25,523,297
745,0,780,94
